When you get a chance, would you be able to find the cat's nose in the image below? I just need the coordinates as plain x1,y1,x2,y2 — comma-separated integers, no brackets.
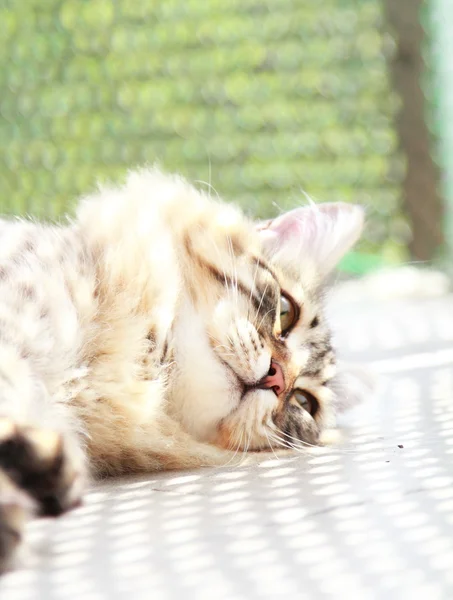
260,361,285,396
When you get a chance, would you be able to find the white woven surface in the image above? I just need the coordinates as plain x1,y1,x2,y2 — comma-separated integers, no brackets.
1,292,453,600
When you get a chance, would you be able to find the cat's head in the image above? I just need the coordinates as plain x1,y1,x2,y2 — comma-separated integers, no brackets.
171,190,364,453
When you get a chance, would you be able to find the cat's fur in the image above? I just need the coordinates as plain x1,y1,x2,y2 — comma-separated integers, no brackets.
0,168,364,570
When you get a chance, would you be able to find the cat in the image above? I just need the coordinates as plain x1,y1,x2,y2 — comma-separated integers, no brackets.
0,167,364,570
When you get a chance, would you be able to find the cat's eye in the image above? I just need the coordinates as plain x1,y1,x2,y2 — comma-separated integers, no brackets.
293,390,319,417
279,293,297,336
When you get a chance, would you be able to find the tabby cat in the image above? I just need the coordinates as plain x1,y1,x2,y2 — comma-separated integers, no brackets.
0,168,364,570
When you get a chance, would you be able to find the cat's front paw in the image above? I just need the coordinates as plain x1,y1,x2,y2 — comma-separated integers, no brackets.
0,418,85,517
0,469,32,572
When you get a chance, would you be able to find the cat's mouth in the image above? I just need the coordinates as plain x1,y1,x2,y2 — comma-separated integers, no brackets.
218,357,285,400
240,381,269,400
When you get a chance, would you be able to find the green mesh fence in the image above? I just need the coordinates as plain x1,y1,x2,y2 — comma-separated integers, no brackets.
425,0,453,263
0,0,405,271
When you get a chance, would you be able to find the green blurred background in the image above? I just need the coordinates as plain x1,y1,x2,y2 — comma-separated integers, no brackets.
0,0,449,274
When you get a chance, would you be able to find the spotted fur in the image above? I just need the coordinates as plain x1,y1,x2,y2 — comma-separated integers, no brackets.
0,168,364,570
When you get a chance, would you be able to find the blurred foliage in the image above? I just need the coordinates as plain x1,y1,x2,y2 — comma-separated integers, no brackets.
0,0,406,262
423,0,453,254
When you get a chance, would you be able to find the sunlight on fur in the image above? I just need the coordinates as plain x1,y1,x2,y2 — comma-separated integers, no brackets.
0,167,365,571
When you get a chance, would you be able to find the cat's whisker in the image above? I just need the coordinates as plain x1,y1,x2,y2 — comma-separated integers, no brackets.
207,332,222,345
247,256,262,323
226,235,240,311
195,152,217,200
227,440,244,467
254,307,276,335
207,333,234,355
161,359,176,372
220,428,245,468
266,429,295,448
272,428,364,457
267,427,314,451
273,427,318,449
204,230,235,310
240,429,253,466
226,332,235,349
267,432,306,454
266,432,294,452
242,427,250,454
251,281,270,331
194,180,220,202
208,329,234,353
234,325,251,359
234,421,253,465
235,430,250,467
264,428,280,461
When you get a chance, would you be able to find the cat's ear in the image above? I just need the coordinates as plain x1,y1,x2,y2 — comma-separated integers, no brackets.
257,203,364,277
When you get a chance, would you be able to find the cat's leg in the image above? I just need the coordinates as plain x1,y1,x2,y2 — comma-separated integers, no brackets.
0,350,86,572
86,404,249,476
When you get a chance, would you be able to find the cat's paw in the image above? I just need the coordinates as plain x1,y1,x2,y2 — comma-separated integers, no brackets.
0,418,85,517
0,469,32,572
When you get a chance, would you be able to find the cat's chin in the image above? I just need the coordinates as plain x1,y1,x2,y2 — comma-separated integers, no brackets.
212,384,281,452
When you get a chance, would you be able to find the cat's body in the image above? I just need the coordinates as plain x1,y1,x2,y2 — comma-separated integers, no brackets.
0,168,364,570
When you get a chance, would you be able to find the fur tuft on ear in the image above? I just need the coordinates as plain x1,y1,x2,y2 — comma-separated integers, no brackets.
257,202,364,277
